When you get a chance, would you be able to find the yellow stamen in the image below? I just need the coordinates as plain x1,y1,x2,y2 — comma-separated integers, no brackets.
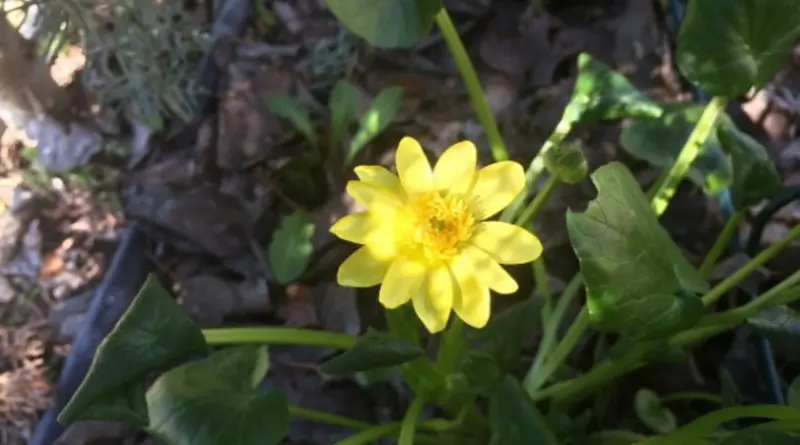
396,191,475,262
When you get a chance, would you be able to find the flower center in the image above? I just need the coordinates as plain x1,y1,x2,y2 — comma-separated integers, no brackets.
401,191,475,261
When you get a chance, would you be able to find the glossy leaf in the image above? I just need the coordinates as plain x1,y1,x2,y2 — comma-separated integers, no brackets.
329,79,360,148
569,52,662,123
320,329,425,375
634,389,677,434
747,305,800,349
620,103,732,195
347,86,404,164
268,210,315,284
676,0,800,98
489,374,559,445
265,93,317,147
67,381,149,427
59,274,207,424
147,346,288,445
566,162,708,339
543,141,589,184
717,122,782,210
718,428,800,445
325,0,442,48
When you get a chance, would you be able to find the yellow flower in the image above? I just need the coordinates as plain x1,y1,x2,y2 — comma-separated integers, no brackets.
330,137,543,333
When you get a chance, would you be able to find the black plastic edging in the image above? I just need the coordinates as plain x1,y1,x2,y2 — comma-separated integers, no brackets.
31,1,253,443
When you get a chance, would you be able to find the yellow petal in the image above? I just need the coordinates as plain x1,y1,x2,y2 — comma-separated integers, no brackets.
461,245,518,294
378,258,426,309
468,161,525,220
330,212,377,245
354,165,404,198
449,254,491,328
346,180,403,212
395,137,433,195
470,221,543,265
337,246,391,287
433,141,477,194
412,266,453,333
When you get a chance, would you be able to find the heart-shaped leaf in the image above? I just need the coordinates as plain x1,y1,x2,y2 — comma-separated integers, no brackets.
489,375,559,445
325,0,442,48
566,162,708,339
620,103,732,195
716,121,782,210
59,274,207,424
268,210,315,284
146,346,288,445
569,52,662,123
320,329,425,375
677,0,800,98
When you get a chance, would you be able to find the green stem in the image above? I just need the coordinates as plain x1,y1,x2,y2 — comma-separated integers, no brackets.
333,423,401,445
399,395,427,445
534,259,552,320
202,327,356,349
501,117,575,222
698,209,744,279
434,8,508,162
436,318,465,375
648,96,727,216
536,257,800,404
523,275,583,395
289,406,373,430
528,306,589,395
515,175,560,226
699,271,800,328
640,405,800,445
702,223,800,306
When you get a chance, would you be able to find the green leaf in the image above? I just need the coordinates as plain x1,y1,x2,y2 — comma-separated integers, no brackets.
59,274,207,424
566,162,709,340
716,122,782,210
543,141,589,184
268,210,315,284
468,298,538,369
320,329,426,375
347,86,404,164
489,374,559,445
454,350,504,395
329,79,360,148
746,305,800,349
569,52,662,123
265,93,317,147
788,375,800,408
718,428,800,445
324,0,442,48
147,346,288,445
676,0,800,98
619,103,732,195
68,381,149,426
634,389,677,434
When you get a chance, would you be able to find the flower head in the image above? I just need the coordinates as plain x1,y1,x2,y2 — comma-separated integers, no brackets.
330,137,543,332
